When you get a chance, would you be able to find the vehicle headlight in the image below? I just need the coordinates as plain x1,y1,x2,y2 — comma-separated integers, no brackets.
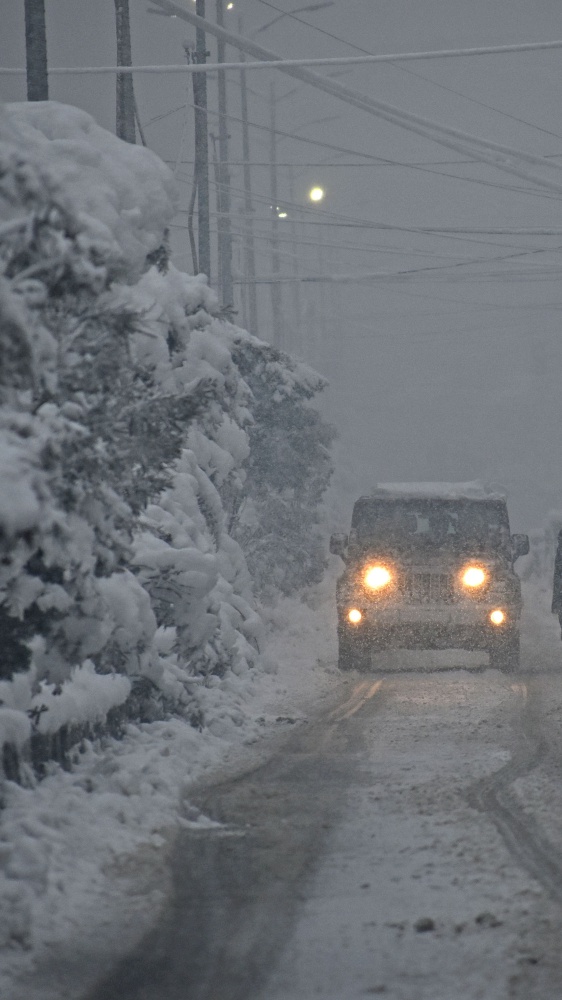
461,565,487,588
348,608,362,624
364,565,392,590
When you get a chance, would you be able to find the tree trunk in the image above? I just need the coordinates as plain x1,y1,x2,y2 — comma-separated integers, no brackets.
114,0,136,143
24,0,48,101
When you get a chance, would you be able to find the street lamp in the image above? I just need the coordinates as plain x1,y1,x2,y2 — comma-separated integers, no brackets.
308,186,325,203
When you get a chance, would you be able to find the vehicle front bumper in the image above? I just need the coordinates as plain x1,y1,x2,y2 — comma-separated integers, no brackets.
337,600,519,650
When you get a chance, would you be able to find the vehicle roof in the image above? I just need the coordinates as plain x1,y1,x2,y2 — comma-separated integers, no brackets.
359,481,508,502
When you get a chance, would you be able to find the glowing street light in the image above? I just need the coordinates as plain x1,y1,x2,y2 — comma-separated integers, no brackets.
309,186,325,203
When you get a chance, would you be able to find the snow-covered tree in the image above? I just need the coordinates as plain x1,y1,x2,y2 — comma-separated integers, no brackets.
229,337,335,598
0,100,333,750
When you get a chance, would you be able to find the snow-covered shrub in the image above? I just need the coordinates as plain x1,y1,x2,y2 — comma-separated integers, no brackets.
229,337,335,598
131,267,264,688
0,99,333,748
0,105,193,717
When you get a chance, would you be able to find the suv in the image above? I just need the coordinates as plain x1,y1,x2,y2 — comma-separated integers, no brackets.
330,483,529,673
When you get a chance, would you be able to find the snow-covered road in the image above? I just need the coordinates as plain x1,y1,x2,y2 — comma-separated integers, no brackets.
4,579,562,1000
87,659,562,1000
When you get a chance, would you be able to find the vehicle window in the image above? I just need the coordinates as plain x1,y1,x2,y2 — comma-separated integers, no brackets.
351,499,509,553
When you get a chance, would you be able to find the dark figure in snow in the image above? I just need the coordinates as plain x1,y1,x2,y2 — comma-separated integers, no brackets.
552,529,562,635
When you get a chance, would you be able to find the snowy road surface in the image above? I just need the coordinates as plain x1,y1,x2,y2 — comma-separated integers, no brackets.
87,657,562,1000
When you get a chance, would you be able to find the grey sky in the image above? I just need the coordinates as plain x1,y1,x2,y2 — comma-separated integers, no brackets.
3,1,562,526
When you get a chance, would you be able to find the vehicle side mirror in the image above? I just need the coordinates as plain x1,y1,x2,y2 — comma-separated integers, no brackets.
511,533,530,560
330,533,348,558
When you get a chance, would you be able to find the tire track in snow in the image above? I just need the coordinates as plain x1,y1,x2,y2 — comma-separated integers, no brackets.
467,679,562,904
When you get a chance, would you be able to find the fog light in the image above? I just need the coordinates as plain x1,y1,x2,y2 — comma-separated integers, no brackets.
490,609,506,626
348,608,362,624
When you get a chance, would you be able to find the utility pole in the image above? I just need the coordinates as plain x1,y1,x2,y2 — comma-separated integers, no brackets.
24,0,48,101
215,0,233,309
194,0,211,280
209,131,222,291
114,0,136,143
238,24,258,334
269,81,283,349
287,165,302,354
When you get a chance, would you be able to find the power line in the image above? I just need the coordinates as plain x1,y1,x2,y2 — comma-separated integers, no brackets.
7,38,562,75
169,99,562,203
162,101,393,162
174,170,561,250
165,156,562,168
145,4,562,198
253,0,562,145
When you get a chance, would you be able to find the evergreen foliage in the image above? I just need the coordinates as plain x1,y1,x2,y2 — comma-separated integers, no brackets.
230,338,335,598
0,101,334,745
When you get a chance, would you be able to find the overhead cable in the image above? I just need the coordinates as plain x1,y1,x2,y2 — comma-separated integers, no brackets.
253,0,562,144
6,38,562,74
143,2,562,198
168,100,562,202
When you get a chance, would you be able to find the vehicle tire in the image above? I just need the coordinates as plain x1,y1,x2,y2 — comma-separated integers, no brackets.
338,629,371,671
489,628,520,673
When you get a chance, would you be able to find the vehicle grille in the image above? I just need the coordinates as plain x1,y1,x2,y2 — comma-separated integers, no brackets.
401,570,456,604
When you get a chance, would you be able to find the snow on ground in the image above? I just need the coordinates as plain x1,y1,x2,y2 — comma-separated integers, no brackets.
0,566,341,1000
1,557,560,999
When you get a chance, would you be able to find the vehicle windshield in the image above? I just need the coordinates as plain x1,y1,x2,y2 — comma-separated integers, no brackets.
351,498,510,554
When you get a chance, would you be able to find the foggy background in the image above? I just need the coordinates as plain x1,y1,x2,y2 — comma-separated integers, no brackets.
3,0,562,530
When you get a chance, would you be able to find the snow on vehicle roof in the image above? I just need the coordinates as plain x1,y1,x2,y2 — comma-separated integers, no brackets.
365,481,507,501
